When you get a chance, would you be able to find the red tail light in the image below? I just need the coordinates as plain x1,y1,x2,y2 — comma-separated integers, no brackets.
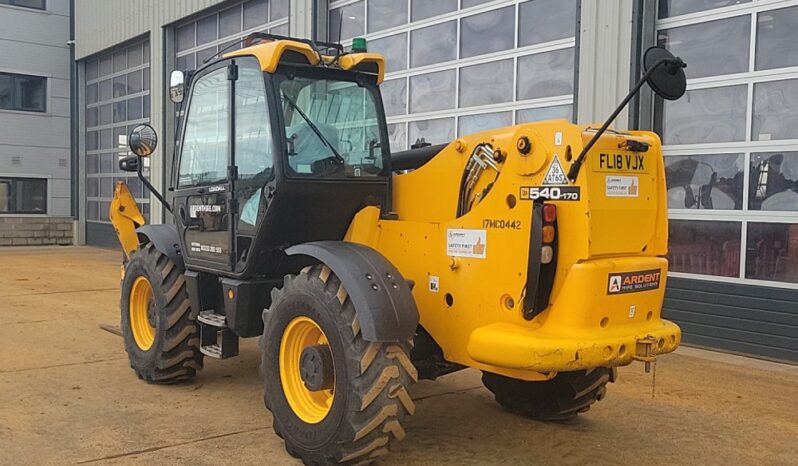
543,204,556,223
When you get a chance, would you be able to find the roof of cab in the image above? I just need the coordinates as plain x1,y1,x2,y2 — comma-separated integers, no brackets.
224,39,385,84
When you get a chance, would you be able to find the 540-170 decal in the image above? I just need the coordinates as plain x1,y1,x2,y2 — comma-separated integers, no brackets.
520,186,581,201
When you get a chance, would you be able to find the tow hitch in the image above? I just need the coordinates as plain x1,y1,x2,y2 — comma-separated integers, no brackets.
634,335,658,373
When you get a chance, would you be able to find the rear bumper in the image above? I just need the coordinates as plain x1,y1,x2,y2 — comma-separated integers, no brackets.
467,256,681,372
467,319,681,372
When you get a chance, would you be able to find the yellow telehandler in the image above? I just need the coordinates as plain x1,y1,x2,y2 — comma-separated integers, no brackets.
110,33,686,465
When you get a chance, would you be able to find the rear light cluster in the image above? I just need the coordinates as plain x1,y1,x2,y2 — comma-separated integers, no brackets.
541,204,556,264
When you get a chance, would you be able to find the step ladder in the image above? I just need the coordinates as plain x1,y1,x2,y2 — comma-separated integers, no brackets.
198,311,239,359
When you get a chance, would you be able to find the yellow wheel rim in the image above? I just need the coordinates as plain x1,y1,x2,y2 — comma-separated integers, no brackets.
129,276,156,351
279,316,335,424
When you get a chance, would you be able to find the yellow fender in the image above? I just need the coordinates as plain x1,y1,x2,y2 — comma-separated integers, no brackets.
109,181,146,259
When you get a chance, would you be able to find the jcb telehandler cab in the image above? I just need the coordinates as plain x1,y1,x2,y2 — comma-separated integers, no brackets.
110,34,687,465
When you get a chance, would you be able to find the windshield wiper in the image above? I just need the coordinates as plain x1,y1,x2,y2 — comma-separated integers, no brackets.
281,92,345,164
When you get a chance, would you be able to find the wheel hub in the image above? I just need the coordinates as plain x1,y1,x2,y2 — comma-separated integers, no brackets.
147,299,156,328
299,344,334,391
279,316,335,424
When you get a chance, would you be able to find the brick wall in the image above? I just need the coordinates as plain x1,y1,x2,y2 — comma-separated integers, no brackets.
0,217,74,246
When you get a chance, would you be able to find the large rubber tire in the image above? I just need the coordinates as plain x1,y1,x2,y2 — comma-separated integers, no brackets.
121,243,203,383
482,368,614,421
261,265,417,466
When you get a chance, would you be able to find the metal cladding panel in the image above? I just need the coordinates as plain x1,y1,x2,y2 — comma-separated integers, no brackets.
0,2,72,215
664,277,798,363
74,0,227,60
576,0,634,129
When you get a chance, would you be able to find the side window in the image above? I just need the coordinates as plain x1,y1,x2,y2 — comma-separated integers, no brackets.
280,76,385,178
178,68,229,187
236,59,273,229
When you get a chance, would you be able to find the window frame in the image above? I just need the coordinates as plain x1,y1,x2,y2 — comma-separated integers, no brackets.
0,71,47,113
0,177,48,215
0,0,46,11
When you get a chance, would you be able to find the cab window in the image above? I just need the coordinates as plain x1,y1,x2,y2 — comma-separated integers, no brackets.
235,59,273,230
278,74,385,178
178,68,229,187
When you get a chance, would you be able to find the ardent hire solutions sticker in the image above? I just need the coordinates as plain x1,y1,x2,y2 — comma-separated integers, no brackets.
605,175,639,197
446,229,487,259
608,269,662,295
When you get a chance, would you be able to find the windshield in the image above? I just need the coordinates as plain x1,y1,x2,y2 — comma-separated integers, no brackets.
278,74,386,178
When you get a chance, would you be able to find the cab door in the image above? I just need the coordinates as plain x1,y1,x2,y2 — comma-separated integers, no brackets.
173,60,236,271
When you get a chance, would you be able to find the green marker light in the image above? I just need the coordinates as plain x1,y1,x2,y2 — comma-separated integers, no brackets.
352,37,367,53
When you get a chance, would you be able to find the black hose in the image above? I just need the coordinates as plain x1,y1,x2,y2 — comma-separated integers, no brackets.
390,144,447,171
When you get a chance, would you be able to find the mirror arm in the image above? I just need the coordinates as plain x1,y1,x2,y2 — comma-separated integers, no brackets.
137,159,173,214
567,57,678,183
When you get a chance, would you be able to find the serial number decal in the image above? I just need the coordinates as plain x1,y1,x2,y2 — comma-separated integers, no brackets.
483,219,522,230
607,269,662,295
189,241,224,255
520,186,581,201
594,153,648,173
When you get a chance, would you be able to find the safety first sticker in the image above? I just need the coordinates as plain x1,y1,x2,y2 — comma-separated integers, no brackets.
605,176,639,198
608,269,662,295
446,229,486,259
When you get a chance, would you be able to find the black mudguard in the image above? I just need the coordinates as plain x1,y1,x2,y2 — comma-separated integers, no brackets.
136,224,184,271
285,241,419,343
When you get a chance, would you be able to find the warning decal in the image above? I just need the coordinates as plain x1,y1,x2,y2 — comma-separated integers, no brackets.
542,155,568,185
428,275,440,293
607,269,662,295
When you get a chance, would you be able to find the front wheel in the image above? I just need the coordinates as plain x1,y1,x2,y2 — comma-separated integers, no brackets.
261,265,417,465
121,243,203,383
482,368,614,421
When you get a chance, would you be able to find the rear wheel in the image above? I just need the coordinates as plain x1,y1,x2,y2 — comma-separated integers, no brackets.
261,265,417,465
482,368,614,421
121,243,203,383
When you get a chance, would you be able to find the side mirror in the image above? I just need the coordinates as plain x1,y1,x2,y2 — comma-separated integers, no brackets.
567,46,686,182
643,46,687,101
169,70,185,103
119,155,139,172
128,124,158,157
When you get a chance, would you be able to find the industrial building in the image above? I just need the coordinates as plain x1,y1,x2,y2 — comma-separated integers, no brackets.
2,0,794,362
0,0,73,245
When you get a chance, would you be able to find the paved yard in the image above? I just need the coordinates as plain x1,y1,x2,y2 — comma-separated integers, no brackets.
1,246,797,465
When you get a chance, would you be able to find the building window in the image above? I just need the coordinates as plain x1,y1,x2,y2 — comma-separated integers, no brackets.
655,1,798,286
174,0,289,74
0,0,46,10
84,39,151,224
0,72,46,112
0,177,47,214
330,0,579,151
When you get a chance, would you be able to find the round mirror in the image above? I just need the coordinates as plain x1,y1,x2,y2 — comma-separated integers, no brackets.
128,124,158,157
644,46,687,101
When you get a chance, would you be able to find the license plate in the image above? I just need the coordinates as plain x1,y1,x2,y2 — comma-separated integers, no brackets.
593,152,648,173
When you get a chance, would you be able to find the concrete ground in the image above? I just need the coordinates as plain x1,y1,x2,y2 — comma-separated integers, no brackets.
1,246,797,466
